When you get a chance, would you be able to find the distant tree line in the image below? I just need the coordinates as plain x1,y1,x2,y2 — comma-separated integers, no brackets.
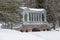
36,0,60,28
0,0,23,29
0,0,22,23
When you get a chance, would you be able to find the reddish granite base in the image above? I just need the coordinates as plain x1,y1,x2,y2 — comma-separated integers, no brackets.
16,24,51,32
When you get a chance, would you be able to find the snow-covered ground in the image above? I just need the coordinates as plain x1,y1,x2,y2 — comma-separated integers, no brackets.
28,31,60,40
0,29,60,40
0,29,45,40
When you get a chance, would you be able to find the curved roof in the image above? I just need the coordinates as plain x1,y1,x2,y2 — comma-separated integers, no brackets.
20,7,45,11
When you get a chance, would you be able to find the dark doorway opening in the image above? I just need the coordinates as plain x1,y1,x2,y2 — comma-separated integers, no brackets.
47,29,50,31
32,28,40,32
20,30,23,32
26,30,28,32
43,29,45,31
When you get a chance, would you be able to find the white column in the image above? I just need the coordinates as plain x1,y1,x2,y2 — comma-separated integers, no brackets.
31,13,32,22
37,13,38,22
36,13,37,22
31,13,33,21
41,13,42,23
33,13,34,22
38,13,39,22
44,13,47,22
35,13,36,22
27,13,29,22
34,13,35,22
39,13,41,22
29,13,31,22
32,13,33,22
23,12,25,22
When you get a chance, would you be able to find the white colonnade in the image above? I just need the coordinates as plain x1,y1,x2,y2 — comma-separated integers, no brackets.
25,12,46,23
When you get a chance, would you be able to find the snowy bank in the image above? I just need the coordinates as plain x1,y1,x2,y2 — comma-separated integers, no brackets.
28,31,60,40
0,29,60,40
0,29,45,40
